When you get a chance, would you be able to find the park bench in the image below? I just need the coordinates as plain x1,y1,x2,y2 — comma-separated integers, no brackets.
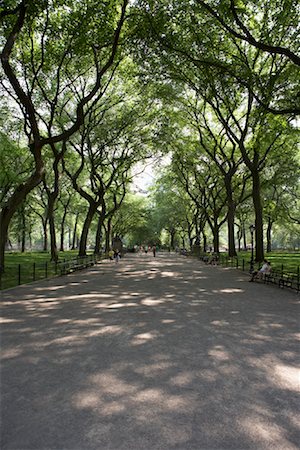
254,269,299,293
199,253,219,265
58,255,97,276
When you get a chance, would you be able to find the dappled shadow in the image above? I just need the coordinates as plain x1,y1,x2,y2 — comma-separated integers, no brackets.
1,253,299,449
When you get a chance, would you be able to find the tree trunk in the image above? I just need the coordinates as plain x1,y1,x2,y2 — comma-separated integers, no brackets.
60,221,65,252
29,225,32,250
105,219,112,252
42,220,48,251
202,232,207,252
21,209,26,253
227,200,237,256
72,213,79,250
170,229,176,249
213,227,220,253
242,224,247,251
79,205,96,257
252,171,264,262
60,207,68,252
47,195,58,262
225,178,237,257
266,216,272,253
95,214,105,254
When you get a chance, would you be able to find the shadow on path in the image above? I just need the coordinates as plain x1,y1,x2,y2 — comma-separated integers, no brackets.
1,253,299,449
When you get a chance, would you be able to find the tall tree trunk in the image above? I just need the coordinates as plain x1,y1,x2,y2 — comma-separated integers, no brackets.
72,213,79,250
42,220,48,251
21,207,26,252
60,220,65,252
95,213,105,254
202,232,207,253
266,216,272,253
213,227,220,253
225,179,237,257
252,171,264,262
29,225,32,250
79,205,96,257
170,229,176,249
60,206,69,252
47,195,58,262
242,224,247,251
105,219,112,252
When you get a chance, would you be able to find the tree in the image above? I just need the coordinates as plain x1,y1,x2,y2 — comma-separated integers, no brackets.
195,0,300,114
0,0,128,271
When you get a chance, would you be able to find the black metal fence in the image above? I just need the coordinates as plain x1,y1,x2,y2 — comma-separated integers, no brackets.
0,254,102,291
198,252,300,292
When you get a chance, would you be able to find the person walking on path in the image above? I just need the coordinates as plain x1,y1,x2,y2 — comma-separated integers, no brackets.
114,249,120,263
152,245,156,257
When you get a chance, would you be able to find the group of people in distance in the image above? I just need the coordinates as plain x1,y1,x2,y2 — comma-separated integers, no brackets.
108,244,157,263
139,245,157,257
249,259,271,282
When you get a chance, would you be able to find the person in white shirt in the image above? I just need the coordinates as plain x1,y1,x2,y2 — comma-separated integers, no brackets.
249,259,271,281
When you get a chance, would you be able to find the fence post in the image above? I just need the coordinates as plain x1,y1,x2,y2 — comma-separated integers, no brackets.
281,264,284,276
33,262,36,281
18,264,21,285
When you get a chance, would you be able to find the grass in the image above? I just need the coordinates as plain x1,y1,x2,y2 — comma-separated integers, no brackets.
223,251,300,276
0,250,95,290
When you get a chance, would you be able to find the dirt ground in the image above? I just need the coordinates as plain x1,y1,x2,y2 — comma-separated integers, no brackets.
1,252,299,450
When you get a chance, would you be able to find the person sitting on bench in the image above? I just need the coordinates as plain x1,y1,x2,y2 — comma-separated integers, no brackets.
249,259,271,282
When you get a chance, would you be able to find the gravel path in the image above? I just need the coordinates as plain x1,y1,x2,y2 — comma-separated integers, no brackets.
1,252,299,450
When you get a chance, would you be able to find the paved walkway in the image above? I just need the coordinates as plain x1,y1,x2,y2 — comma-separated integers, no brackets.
0,253,299,450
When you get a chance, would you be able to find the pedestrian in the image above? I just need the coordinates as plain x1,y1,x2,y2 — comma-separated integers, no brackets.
152,245,156,257
114,249,120,263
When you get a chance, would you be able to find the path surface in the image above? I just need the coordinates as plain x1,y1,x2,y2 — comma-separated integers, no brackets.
0,252,299,450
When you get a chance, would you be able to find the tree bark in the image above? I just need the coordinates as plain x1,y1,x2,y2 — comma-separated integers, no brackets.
105,218,112,253
95,214,105,254
42,219,48,251
252,171,264,262
47,194,58,262
72,213,79,250
60,202,69,252
266,216,272,253
226,194,237,256
79,205,97,256
213,227,220,253
170,229,176,249
203,232,207,253
21,206,26,252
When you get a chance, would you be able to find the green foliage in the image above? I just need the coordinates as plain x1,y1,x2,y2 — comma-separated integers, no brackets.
0,133,33,206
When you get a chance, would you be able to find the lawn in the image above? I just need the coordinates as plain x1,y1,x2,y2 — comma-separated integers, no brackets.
0,250,96,290
223,251,300,276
